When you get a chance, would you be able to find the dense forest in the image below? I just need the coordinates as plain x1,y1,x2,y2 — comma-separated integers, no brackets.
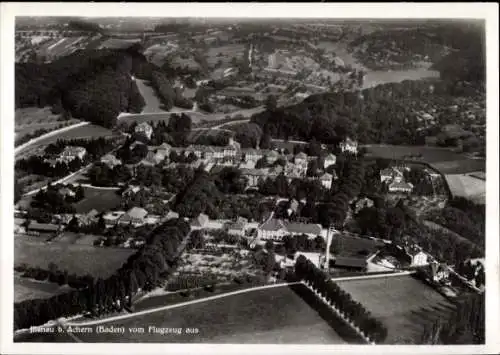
15,48,147,128
251,78,484,147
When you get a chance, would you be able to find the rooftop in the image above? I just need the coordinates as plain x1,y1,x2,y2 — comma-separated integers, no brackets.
126,207,149,219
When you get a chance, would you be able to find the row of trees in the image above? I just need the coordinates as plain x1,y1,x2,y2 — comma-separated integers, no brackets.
15,263,94,290
420,293,485,344
30,183,85,215
295,255,388,343
14,218,190,330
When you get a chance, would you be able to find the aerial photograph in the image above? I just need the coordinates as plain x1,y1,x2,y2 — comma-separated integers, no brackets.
12,16,486,345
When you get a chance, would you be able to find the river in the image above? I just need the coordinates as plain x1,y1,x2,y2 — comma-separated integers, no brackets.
317,40,440,89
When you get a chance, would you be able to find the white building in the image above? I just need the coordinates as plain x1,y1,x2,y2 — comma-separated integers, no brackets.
323,153,336,169
57,146,87,164
339,137,358,154
388,181,414,194
319,173,333,189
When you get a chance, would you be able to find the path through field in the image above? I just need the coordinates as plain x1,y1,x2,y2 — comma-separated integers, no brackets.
134,79,166,113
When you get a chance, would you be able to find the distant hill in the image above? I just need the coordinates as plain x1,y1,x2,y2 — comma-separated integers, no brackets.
15,47,148,128
250,78,484,147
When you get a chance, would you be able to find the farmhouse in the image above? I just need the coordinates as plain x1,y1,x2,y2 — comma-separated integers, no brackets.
26,221,62,236
119,207,149,227
135,122,153,140
323,153,336,169
100,154,122,169
57,146,87,164
332,255,367,271
257,218,322,241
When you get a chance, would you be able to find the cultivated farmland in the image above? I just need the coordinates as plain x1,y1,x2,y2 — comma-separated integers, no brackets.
62,285,347,343
15,107,81,141
15,235,135,279
444,173,486,204
337,275,456,344
14,275,72,303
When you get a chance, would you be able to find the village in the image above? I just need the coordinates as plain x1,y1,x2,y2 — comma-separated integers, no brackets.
14,119,485,301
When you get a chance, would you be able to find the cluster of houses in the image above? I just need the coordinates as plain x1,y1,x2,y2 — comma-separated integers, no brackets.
45,146,88,167
380,165,414,194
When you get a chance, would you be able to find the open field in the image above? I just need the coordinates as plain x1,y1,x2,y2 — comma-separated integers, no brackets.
15,107,80,137
73,187,122,213
15,235,134,278
362,69,440,89
337,275,456,344
35,37,87,59
62,285,346,343
444,173,486,204
431,160,486,175
14,276,73,303
134,79,165,113
334,233,384,258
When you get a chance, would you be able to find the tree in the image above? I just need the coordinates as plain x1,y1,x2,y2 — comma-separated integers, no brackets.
259,133,272,149
265,240,274,251
265,95,278,111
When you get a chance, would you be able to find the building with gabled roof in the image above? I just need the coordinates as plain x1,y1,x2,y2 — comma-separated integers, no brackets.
323,153,336,169
388,181,414,194
119,207,149,227
191,213,209,229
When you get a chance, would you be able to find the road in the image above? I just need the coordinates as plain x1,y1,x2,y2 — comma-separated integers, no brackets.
14,121,90,156
22,163,93,197
63,282,302,327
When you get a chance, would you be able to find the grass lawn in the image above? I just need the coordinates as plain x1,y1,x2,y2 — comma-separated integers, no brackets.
134,79,165,113
17,124,114,158
443,174,485,204
64,285,347,344
363,144,468,163
73,187,122,213
15,235,134,278
337,275,456,344
14,276,72,303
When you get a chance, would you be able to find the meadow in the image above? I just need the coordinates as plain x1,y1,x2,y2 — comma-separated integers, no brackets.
337,275,456,344
15,235,135,279
72,187,122,214
63,285,348,344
